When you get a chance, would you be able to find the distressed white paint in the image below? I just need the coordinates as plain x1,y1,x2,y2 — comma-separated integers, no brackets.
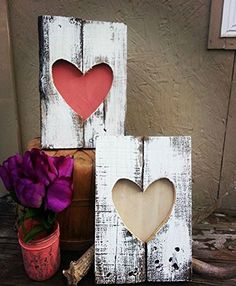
39,16,127,149
95,136,146,284
39,16,83,149
83,21,127,148
144,137,192,281
221,0,236,37
95,136,192,283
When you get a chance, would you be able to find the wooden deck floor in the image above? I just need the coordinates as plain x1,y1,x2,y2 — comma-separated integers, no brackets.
0,196,235,286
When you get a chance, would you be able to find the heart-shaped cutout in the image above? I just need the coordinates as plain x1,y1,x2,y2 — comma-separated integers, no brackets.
112,178,175,243
52,59,113,121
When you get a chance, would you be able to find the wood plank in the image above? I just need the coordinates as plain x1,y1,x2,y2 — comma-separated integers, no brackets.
39,15,84,149
83,21,126,148
0,0,21,196
193,212,236,262
0,197,17,240
146,137,192,282
95,136,145,284
219,53,236,210
102,23,127,139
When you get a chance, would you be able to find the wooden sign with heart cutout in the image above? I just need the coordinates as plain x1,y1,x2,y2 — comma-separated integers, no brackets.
39,16,127,149
52,60,113,121
112,178,175,243
95,136,192,284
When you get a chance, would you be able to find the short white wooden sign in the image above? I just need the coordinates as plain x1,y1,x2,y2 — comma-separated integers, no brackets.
38,16,127,149
95,136,192,284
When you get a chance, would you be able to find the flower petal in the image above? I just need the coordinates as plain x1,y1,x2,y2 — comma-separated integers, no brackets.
34,155,51,185
46,155,58,181
46,178,73,213
0,154,23,191
53,156,74,178
7,154,22,170
22,151,35,178
15,178,45,208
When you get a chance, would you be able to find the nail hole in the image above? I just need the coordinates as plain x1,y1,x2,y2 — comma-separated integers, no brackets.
153,246,157,250
169,257,172,262
106,272,111,277
129,271,134,276
172,263,179,270
175,247,180,252
155,259,159,264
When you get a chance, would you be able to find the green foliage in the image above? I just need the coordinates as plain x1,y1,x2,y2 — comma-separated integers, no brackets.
18,207,56,243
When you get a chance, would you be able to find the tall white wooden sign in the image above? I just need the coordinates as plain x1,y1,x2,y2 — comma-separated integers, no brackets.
38,16,127,149
95,136,192,284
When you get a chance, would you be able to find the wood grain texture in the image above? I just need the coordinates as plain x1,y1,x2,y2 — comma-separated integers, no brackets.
145,137,192,282
95,136,191,283
7,0,236,209
219,53,236,210
95,136,146,284
83,21,127,148
0,0,21,196
39,16,126,149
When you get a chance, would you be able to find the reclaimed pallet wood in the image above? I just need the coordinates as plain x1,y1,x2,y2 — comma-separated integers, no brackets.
95,136,192,283
38,15,127,149
145,137,192,282
95,136,146,284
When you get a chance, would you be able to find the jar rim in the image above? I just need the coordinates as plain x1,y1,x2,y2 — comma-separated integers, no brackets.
18,221,60,250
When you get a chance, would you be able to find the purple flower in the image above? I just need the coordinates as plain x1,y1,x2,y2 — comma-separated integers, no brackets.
0,149,74,242
45,177,73,213
0,149,74,213
15,178,45,208
0,154,23,191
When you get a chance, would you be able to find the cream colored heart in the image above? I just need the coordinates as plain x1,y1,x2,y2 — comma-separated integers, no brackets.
112,178,176,243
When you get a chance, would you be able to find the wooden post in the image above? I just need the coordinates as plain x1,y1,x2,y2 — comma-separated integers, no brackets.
38,16,127,149
95,136,192,283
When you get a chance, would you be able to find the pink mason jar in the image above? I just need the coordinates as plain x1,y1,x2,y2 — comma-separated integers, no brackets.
18,221,60,281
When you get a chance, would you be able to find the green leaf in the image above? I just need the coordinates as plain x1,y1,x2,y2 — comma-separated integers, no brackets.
23,224,46,243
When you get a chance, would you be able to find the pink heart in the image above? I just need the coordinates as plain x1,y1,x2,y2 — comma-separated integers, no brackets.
52,59,113,121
